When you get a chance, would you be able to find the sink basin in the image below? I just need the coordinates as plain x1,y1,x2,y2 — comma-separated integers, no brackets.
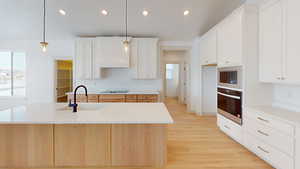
56,104,103,111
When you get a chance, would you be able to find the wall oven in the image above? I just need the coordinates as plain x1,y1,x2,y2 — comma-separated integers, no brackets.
217,87,242,125
218,66,242,90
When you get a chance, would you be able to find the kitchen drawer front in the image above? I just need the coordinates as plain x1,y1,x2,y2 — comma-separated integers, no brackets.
99,95,126,102
244,117,294,156
125,95,137,102
217,114,242,143
244,133,294,169
137,94,158,100
88,94,99,103
138,99,157,103
244,108,294,136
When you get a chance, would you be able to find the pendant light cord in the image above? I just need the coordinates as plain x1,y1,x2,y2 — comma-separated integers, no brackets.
43,0,46,42
125,0,128,41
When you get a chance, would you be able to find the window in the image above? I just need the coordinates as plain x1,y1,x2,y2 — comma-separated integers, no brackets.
0,51,26,97
166,64,174,80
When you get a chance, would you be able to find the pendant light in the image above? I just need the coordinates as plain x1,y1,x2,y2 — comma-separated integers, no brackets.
123,0,129,53
40,0,48,52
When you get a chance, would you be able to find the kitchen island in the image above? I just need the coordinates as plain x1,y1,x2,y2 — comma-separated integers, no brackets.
0,103,173,168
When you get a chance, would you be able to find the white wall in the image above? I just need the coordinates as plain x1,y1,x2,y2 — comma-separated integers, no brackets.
273,84,300,111
189,38,201,114
0,40,75,104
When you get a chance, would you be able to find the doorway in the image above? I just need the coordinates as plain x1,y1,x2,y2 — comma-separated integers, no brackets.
55,60,73,102
165,64,180,99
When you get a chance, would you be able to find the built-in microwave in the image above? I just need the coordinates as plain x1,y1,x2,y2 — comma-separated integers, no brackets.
218,66,242,89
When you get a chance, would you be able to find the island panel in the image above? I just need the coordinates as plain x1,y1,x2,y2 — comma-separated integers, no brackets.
111,124,167,167
0,124,54,168
54,124,111,167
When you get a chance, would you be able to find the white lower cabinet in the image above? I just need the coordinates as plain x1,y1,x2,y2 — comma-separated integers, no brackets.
244,133,293,169
217,114,242,144
217,108,296,169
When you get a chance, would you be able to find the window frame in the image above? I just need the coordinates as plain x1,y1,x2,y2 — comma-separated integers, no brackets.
0,50,26,99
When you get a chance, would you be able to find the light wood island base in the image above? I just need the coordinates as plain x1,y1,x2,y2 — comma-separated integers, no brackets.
0,124,167,168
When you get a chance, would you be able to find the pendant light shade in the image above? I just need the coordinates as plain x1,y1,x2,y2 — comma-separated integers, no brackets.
40,0,48,52
123,0,129,52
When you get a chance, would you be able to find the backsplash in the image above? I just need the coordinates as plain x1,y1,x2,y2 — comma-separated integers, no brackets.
273,84,300,111
75,68,162,92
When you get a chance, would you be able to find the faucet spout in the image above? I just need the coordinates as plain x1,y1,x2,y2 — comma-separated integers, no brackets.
69,85,88,113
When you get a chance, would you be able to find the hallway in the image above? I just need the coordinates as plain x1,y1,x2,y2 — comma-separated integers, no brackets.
164,98,273,169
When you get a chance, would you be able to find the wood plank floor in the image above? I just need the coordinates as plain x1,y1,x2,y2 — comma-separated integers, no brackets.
164,98,273,169
33,98,273,169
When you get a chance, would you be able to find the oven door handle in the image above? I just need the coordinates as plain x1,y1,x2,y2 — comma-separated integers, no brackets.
217,92,241,100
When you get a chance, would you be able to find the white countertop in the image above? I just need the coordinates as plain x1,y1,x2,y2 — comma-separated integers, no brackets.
0,103,173,124
245,105,300,127
66,91,160,95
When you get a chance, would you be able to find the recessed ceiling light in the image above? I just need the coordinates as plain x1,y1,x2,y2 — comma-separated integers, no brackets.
101,9,108,16
183,10,190,16
142,10,149,16
59,9,66,16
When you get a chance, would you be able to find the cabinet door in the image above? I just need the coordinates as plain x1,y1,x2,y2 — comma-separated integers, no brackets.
259,0,284,82
0,125,54,168
112,125,166,167
217,8,243,67
94,37,130,68
54,125,111,167
200,29,217,65
75,38,93,80
132,38,158,79
285,0,300,84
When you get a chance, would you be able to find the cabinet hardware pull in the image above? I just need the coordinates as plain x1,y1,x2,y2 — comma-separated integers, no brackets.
277,77,281,80
257,146,269,154
257,130,269,136
257,117,269,123
224,125,230,130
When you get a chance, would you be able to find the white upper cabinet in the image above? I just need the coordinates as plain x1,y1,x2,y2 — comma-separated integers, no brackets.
259,0,284,83
94,37,130,68
75,38,93,80
217,7,243,67
131,38,158,79
259,0,300,84
200,28,217,65
285,0,300,84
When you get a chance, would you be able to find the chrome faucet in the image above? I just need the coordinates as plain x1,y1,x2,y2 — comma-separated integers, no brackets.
68,85,88,113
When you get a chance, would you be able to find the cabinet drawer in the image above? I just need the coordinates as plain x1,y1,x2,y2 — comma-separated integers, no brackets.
88,94,99,103
99,95,126,102
217,114,242,143
244,117,294,156
244,133,293,169
138,99,157,103
244,108,294,136
137,94,158,100
125,95,137,102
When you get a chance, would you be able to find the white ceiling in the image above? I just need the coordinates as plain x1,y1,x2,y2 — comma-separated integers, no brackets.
0,0,244,41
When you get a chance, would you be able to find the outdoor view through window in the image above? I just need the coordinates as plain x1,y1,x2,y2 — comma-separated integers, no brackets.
0,52,26,96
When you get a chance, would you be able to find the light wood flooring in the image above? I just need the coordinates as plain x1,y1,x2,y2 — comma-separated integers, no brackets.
32,98,273,169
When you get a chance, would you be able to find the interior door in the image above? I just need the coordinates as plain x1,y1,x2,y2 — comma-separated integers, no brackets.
259,0,284,82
